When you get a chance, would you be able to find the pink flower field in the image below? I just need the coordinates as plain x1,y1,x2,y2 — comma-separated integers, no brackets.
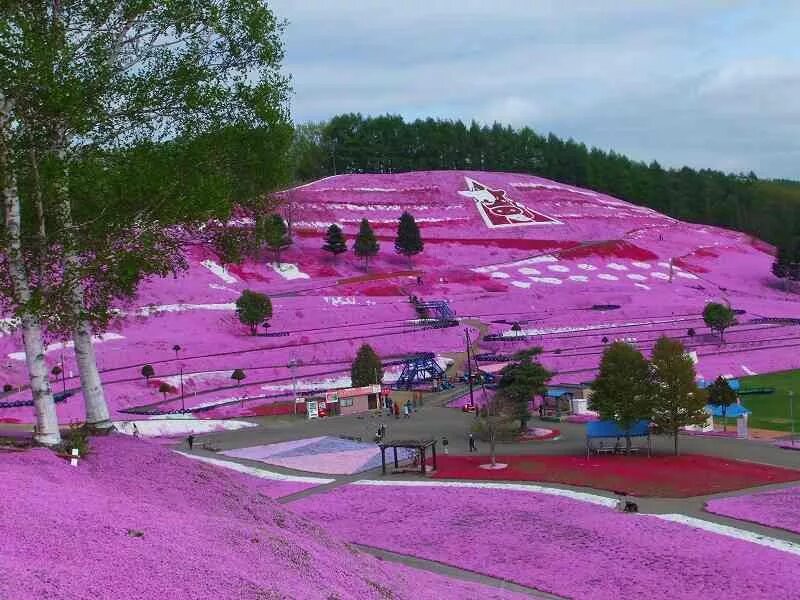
289,482,800,600
705,486,800,534
0,436,531,600
3,170,799,425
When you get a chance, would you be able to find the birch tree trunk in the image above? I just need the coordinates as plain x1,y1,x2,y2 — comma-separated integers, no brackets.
0,96,61,445
53,141,112,431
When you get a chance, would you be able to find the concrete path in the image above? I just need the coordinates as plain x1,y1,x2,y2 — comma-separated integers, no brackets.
352,543,563,599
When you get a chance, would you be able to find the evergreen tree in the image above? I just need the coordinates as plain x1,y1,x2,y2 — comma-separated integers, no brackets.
235,290,272,336
497,349,551,432
394,211,424,267
258,214,290,264
589,342,656,451
141,364,155,384
231,369,247,387
707,376,737,432
353,218,379,269
772,245,790,289
703,302,737,343
351,344,383,387
650,336,706,455
322,224,347,260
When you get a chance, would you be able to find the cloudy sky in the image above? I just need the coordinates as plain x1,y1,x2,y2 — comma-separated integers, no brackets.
269,1,799,180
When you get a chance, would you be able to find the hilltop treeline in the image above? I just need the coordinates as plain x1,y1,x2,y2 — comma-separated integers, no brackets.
289,114,800,247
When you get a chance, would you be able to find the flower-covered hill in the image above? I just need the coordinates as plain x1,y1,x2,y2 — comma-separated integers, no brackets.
2,170,797,423
0,435,528,600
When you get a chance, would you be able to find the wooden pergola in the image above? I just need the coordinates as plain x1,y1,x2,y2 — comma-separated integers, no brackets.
379,439,437,475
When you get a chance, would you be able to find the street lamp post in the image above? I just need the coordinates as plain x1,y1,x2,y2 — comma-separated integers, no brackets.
180,365,185,411
288,358,300,416
465,329,474,410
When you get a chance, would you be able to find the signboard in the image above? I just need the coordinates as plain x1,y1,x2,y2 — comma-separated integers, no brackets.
458,177,562,228
307,400,319,420
326,385,380,402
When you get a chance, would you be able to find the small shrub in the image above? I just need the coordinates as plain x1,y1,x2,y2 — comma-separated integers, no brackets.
62,422,90,457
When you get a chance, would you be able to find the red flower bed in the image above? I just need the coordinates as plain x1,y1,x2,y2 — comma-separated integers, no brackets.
430,454,800,497
557,239,657,261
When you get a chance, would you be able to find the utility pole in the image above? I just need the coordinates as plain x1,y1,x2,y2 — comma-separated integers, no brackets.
180,365,185,411
60,354,66,393
465,329,474,408
289,358,300,416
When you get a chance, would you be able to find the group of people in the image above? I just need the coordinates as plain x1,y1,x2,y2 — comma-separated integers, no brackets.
384,399,417,418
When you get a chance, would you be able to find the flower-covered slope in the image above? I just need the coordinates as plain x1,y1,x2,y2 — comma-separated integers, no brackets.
289,482,800,600
0,436,529,600
705,486,800,534
2,170,795,423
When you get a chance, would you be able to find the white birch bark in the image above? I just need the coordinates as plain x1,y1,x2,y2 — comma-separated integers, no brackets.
0,96,61,445
52,141,112,430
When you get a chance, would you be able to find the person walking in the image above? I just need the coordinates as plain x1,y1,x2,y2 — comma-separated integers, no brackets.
132,423,140,439
468,433,477,452
187,434,195,450
442,436,449,455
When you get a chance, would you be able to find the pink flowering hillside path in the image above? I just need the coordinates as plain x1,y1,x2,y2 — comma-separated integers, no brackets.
705,485,800,534
0,436,533,600
288,483,800,600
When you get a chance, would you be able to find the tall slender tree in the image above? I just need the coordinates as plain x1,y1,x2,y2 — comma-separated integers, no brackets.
353,218,379,269
394,211,424,267
0,94,60,445
650,336,705,455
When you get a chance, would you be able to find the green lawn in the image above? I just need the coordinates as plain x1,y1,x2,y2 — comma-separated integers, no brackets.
737,369,800,432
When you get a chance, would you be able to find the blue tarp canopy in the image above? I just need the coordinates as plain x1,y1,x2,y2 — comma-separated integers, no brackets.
545,387,573,397
697,378,740,391
586,419,650,439
705,403,750,418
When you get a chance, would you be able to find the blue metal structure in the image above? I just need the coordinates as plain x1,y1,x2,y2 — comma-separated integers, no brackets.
394,352,452,390
411,298,457,328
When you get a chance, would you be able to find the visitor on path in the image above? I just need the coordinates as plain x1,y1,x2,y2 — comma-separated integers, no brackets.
442,436,449,454
187,434,195,450
403,403,410,418
468,433,477,452
394,404,400,419
132,423,140,439
417,275,422,285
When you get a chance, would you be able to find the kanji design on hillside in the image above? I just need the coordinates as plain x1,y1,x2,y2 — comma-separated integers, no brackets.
459,177,562,228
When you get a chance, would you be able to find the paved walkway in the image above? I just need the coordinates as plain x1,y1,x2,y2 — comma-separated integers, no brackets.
352,543,563,599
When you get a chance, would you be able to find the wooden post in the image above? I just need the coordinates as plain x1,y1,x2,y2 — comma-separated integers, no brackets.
393,447,398,469
381,446,386,475
420,447,426,475
431,442,437,472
